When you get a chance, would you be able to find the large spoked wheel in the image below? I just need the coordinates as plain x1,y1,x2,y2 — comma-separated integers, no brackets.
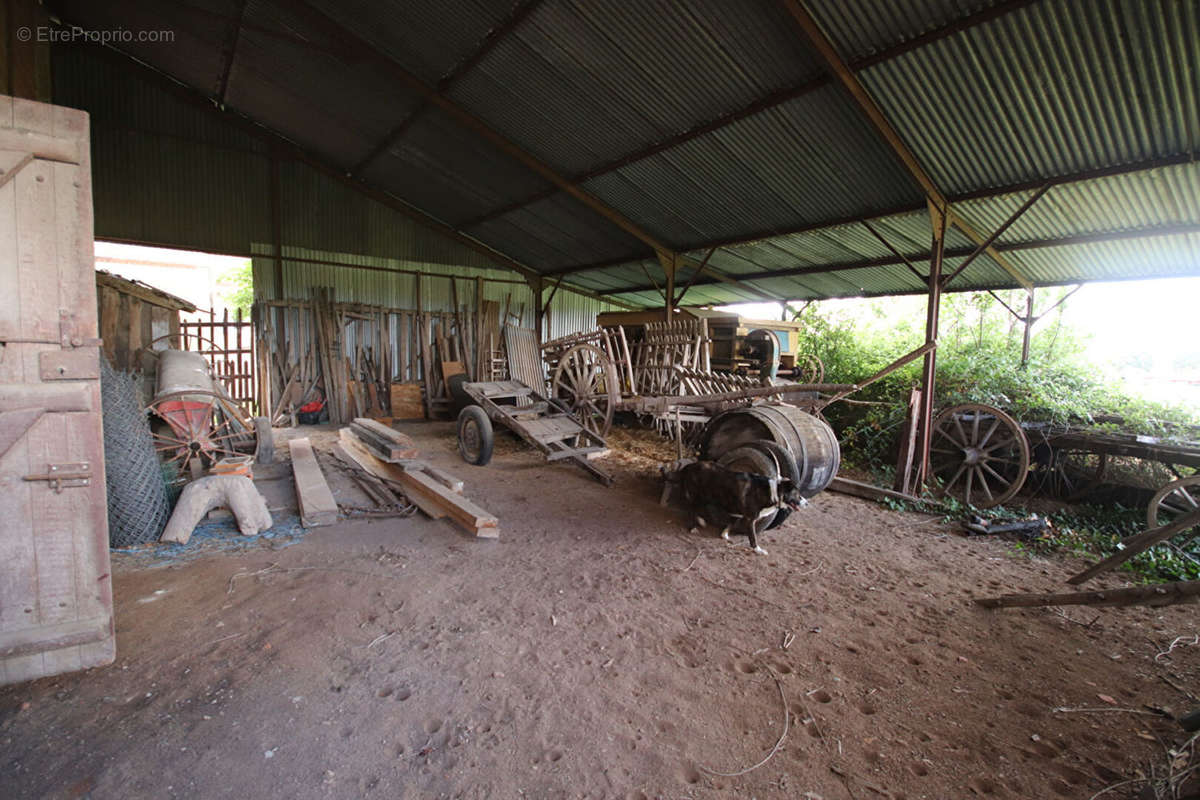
146,389,256,479
457,406,494,466
929,403,1029,508
797,354,824,384
551,344,619,439
1147,476,1200,543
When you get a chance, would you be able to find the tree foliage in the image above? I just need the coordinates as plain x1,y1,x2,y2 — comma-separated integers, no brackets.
794,289,1198,475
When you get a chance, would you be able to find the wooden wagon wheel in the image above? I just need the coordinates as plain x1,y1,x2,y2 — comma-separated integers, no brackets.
929,403,1030,508
1147,476,1200,543
550,344,619,438
797,354,824,384
146,389,257,479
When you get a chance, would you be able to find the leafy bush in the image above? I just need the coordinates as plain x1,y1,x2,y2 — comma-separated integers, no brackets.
794,290,1199,474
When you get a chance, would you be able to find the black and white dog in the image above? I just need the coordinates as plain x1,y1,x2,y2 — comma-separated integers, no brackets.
672,460,802,555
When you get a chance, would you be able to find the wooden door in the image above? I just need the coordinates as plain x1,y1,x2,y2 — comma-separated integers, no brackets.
0,96,114,684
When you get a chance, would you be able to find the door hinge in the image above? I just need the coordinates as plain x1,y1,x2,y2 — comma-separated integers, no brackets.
23,462,91,493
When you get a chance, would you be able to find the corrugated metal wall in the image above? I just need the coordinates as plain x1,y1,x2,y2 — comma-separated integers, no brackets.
49,43,626,340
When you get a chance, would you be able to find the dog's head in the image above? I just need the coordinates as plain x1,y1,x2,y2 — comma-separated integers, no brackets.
777,477,805,511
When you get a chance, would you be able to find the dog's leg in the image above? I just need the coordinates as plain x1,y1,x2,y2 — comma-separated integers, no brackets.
746,520,768,556
720,525,732,541
688,515,706,535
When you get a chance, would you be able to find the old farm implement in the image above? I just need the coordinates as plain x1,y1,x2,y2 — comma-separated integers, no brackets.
144,346,273,478
456,380,613,486
929,404,1200,525
540,323,932,444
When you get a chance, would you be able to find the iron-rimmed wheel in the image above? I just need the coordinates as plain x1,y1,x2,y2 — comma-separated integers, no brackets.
929,403,1029,508
1147,475,1200,543
797,354,825,384
145,389,257,478
457,405,494,466
550,344,618,439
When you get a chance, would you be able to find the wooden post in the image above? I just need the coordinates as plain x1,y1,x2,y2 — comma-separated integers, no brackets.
531,276,544,343
269,151,287,370
916,202,947,488
1020,288,1035,367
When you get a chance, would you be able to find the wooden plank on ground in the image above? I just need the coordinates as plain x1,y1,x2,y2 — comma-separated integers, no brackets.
1067,508,1200,585
976,579,1200,610
289,437,338,527
829,476,937,507
338,429,497,537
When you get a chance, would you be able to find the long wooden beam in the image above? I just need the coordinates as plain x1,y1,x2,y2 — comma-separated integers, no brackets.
780,0,1032,289
977,580,1200,609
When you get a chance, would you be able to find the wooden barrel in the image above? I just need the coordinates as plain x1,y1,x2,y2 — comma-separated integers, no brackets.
699,404,840,498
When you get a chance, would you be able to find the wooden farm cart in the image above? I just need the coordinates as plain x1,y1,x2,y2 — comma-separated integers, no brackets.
456,380,613,486
929,404,1200,520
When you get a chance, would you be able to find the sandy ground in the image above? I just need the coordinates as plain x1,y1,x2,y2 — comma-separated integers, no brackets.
2,422,1199,800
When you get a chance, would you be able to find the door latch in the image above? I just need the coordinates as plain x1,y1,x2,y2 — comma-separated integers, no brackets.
23,462,91,493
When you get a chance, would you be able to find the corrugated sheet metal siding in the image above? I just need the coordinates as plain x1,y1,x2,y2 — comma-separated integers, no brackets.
861,0,1200,194
254,246,626,340
91,129,272,256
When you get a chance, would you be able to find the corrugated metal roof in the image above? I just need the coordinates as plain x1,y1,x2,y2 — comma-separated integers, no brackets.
859,0,1199,195
46,0,1200,310
447,0,826,175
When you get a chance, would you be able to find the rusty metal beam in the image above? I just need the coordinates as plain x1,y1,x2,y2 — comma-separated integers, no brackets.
273,0,677,258
861,220,925,282
780,0,1032,289
459,0,1037,230
215,0,248,107
596,224,1200,296
940,184,1050,288
352,0,543,174
549,153,1197,277
674,247,717,306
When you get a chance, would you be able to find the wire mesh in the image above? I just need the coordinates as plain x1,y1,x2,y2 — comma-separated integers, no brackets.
100,357,174,547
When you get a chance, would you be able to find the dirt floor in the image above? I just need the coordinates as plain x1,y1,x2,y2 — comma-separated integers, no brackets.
3,422,1199,800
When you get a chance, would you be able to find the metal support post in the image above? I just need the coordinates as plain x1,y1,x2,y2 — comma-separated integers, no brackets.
916,203,948,488
1020,288,1035,367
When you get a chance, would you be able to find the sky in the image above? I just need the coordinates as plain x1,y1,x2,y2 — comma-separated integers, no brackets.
718,277,1200,408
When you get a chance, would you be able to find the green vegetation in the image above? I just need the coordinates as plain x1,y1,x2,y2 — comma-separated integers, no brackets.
215,260,254,319
794,289,1200,582
795,289,1199,476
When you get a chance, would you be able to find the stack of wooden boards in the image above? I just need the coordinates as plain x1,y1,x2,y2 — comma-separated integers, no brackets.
334,420,499,538
286,421,499,538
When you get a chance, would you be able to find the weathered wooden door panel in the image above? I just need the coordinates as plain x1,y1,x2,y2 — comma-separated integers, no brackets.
0,95,114,685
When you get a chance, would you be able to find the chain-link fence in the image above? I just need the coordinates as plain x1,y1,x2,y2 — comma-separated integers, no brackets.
100,357,174,547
